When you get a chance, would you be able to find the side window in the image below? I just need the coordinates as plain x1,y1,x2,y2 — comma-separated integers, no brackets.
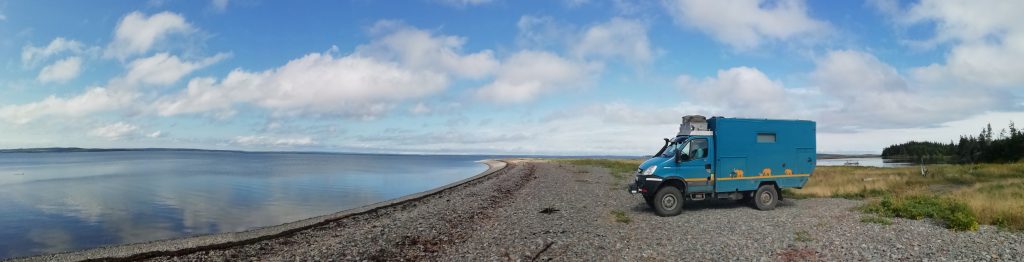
689,139,708,160
677,142,690,157
757,133,776,143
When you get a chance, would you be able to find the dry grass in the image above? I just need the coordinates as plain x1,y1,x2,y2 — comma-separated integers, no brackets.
953,179,1024,229
553,158,644,181
789,163,1024,230
787,166,914,198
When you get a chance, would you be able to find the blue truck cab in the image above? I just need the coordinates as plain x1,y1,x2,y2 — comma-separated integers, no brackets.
629,115,816,216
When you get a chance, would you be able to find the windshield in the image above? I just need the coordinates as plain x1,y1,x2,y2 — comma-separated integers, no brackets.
660,141,689,158
660,138,708,160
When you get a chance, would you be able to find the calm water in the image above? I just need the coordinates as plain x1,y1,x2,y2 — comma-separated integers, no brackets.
0,151,489,259
817,157,913,168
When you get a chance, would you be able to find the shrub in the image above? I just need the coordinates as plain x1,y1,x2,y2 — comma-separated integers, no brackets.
860,215,893,225
862,195,978,231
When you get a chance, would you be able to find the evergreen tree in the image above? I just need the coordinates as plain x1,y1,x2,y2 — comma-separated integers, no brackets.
882,122,1024,163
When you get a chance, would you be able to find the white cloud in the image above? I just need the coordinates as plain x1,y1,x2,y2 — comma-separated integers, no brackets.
105,11,194,60
410,102,432,115
677,67,799,118
37,56,83,84
662,0,830,49
147,131,164,138
515,16,572,50
88,122,140,140
516,16,655,68
211,0,229,12
156,52,449,118
1,52,225,124
0,88,135,124
476,50,600,103
811,50,998,129
233,135,316,147
21,38,86,67
901,0,1024,45
875,0,1024,89
545,102,684,126
358,21,498,79
122,52,228,86
156,21,496,118
818,111,1024,153
674,50,1003,132
573,18,654,66
350,102,696,155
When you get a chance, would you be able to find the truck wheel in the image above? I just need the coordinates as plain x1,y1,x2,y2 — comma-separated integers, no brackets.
653,186,684,216
754,185,778,211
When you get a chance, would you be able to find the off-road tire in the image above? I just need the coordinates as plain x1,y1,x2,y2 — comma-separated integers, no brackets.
653,186,684,216
754,184,778,211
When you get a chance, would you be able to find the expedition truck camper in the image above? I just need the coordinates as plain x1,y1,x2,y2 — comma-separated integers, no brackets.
629,115,816,216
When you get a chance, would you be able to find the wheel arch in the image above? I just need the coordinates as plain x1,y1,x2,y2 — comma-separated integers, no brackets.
660,178,687,193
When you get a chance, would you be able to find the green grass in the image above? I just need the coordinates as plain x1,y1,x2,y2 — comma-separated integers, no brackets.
831,188,891,199
610,210,631,224
859,215,893,225
860,195,978,231
794,230,813,242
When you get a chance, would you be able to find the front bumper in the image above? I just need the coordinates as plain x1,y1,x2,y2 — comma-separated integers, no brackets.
628,174,663,196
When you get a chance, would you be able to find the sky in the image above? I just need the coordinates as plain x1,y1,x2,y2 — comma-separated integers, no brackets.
0,0,1022,155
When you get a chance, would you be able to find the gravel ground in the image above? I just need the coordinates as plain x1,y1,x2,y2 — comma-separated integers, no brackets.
148,160,1024,261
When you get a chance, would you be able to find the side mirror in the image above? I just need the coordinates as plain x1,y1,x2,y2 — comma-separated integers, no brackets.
675,150,689,162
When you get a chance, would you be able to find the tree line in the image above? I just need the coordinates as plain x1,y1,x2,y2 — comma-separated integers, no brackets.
881,122,1024,164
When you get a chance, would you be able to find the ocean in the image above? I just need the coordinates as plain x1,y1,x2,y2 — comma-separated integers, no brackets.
0,151,491,259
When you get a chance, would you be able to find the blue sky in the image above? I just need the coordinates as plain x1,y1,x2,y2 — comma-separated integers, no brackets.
1,0,1022,155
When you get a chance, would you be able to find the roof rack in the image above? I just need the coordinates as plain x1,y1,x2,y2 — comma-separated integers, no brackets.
677,115,709,136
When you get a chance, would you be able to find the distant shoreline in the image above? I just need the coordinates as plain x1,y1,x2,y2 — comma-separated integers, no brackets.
817,153,881,159
0,147,875,160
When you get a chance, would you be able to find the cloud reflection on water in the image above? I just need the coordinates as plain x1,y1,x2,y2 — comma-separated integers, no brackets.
0,151,485,259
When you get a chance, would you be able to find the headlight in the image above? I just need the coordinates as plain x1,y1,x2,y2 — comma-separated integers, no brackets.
642,166,657,175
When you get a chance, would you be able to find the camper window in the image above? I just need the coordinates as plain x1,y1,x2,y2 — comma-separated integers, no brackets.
757,133,776,143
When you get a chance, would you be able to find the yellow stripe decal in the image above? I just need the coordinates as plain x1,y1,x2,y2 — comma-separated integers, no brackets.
716,174,810,181
683,178,707,182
